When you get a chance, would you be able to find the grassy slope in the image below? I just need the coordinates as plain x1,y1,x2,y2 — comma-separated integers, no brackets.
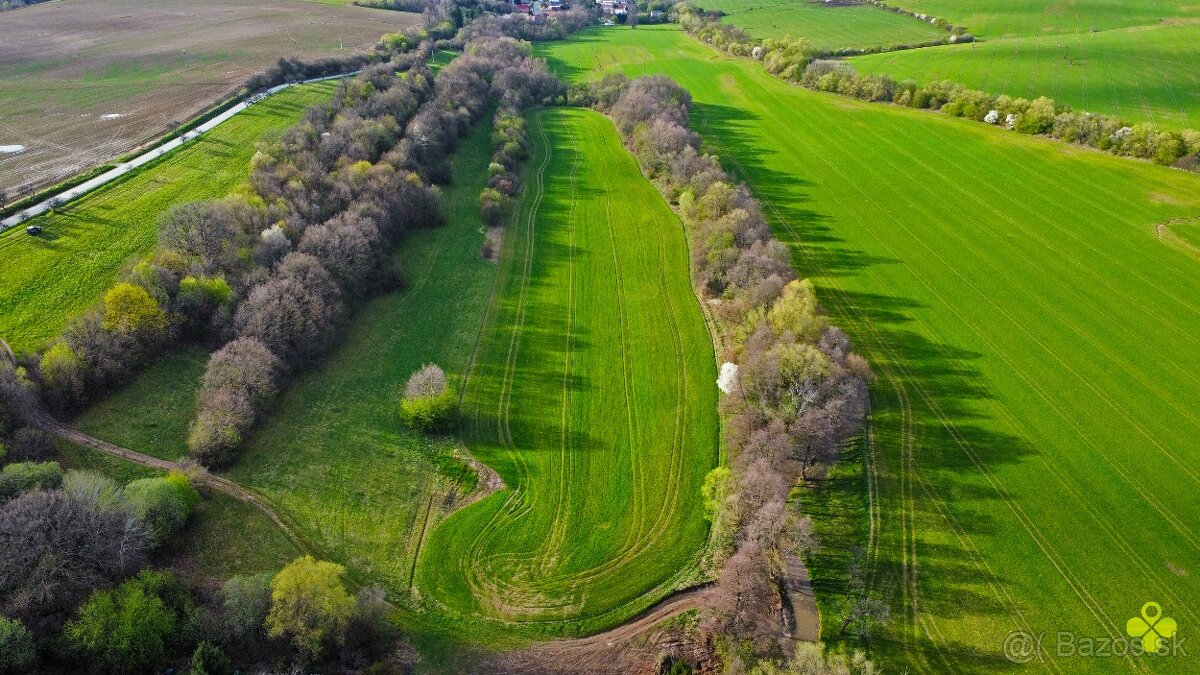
850,22,1200,130
418,108,718,638
539,25,1200,674
223,119,499,594
703,0,945,50
0,81,338,354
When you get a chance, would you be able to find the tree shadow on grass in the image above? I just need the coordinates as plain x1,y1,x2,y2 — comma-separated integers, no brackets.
691,99,1048,673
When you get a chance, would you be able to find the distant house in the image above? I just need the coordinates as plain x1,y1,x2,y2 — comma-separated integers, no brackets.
514,2,530,11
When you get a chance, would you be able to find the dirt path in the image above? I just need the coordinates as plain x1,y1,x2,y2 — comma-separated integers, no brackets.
488,583,716,674
0,337,306,551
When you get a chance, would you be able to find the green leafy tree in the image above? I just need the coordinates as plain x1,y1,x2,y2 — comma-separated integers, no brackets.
0,617,36,673
398,363,457,433
39,341,85,404
123,471,199,547
266,556,355,658
102,282,167,335
0,461,63,501
189,641,232,675
63,571,183,672
700,467,731,521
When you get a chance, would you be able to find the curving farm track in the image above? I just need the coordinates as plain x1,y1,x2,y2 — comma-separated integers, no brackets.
0,336,306,552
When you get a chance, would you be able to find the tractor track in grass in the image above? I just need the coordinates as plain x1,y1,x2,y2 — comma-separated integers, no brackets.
461,107,552,610
0,336,308,554
519,120,694,606
464,111,698,620
693,104,1060,671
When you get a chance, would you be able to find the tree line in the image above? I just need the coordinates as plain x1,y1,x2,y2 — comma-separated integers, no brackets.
673,2,1200,172
572,73,873,666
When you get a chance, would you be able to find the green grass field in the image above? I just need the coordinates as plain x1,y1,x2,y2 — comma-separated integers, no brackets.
881,0,1198,38
702,0,946,50
539,25,1200,673
850,21,1200,129
417,108,719,637
73,347,210,461
0,81,338,355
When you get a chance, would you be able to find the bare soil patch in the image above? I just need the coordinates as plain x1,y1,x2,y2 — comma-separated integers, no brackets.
0,0,418,195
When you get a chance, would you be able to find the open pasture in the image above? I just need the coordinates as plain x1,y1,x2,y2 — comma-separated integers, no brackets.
700,0,945,50
0,0,418,195
0,80,337,354
850,20,1200,129
540,25,1200,673
417,107,719,637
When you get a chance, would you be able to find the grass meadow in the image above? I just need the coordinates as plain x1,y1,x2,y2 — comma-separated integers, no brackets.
0,81,338,355
224,119,500,597
850,21,1200,129
539,25,1200,674
417,108,719,638
701,0,945,50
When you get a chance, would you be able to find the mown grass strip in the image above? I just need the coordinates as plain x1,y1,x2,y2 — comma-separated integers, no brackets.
418,107,719,638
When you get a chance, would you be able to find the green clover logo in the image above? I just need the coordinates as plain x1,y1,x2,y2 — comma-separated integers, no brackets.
1126,602,1178,653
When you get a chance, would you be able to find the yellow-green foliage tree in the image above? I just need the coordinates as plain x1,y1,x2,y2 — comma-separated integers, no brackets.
265,556,355,658
102,283,167,335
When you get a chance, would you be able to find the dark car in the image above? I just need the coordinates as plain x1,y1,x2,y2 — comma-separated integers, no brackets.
26,225,42,235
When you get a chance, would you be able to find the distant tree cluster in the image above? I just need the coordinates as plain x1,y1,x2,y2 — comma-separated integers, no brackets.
459,6,595,43
675,4,818,81
578,73,870,657
465,33,565,257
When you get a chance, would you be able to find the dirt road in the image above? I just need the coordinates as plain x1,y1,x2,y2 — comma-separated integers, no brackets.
0,336,305,550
